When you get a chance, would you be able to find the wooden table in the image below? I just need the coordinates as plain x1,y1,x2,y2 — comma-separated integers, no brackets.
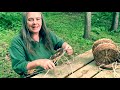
32,50,120,78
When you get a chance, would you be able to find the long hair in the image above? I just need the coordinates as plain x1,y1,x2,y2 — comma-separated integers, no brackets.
20,12,54,54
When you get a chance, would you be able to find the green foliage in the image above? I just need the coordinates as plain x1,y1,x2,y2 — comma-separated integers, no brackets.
0,59,20,78
0,12,22,31
92,12,113,30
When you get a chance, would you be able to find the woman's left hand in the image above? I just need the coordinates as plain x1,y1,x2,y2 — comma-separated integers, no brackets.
62,42,73,55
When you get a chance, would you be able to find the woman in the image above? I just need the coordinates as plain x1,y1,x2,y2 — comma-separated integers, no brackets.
9,12,73,78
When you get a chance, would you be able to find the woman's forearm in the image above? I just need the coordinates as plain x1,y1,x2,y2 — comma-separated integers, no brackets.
26,60,40,70
26,59,55,70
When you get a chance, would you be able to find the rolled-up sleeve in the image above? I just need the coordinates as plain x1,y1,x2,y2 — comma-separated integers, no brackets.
9,38,29,76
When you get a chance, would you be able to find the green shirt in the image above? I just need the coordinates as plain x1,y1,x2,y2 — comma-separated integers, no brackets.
9,31,64,77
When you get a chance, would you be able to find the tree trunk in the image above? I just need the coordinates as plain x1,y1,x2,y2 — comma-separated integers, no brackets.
83,12,91,39
109,12,119,31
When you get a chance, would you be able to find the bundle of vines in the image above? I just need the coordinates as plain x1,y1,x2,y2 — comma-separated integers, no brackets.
92,38,116,52
92,38,120,67
27,48,65,78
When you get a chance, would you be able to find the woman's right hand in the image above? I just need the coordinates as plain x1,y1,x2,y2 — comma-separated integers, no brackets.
35,59,55,70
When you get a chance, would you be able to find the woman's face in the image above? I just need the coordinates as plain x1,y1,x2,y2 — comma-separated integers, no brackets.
26,12,42,34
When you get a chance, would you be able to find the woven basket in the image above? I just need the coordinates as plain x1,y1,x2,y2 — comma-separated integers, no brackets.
93,43,119,66
92,38,115,52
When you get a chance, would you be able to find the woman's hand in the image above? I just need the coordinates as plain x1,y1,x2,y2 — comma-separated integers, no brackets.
62,42,73,55
27,59,56,70
36,59,55,70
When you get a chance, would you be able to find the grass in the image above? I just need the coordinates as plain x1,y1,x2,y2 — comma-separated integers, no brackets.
0,12,120,78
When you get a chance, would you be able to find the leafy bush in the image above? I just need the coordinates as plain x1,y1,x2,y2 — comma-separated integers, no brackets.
0,12,22,31
92,12,113,30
